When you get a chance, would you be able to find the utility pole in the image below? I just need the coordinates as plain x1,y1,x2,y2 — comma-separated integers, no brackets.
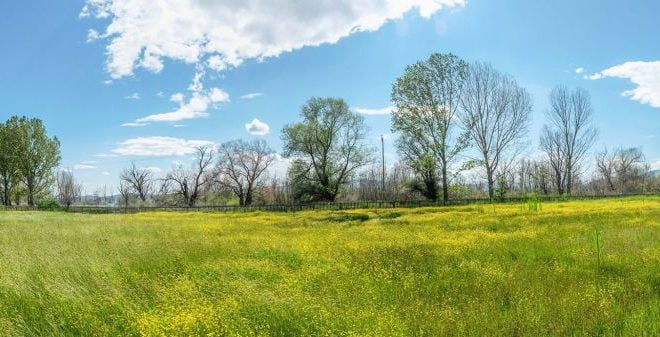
381,134,385,196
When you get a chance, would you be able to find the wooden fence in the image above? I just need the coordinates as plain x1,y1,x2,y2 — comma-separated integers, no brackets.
0,193,653,214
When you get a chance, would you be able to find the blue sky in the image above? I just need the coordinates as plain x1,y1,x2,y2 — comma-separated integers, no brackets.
0,0,658,192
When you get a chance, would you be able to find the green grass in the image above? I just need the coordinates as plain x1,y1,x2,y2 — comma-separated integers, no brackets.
0,196,658,336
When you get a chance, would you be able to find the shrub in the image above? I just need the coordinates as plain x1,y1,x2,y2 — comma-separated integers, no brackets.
36,198,61,211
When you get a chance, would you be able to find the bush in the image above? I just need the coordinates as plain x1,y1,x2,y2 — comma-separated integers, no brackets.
36,198,61,211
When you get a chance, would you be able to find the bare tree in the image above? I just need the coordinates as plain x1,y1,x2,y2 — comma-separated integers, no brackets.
164,146,215,207
119,162,153,202
391,53,470,201
596,148,617,192
56,170,81,209
540,86,597,194
614,147,644,191
460,62,532,199
117,181,132,208
216,139,275,206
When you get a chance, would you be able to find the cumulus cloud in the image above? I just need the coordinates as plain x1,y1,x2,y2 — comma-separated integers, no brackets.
587,61,660,108
355,106,394,115
245,118,270,136
81,0,465,79
112,136,214,156
240,93,264,100
575,67,584,74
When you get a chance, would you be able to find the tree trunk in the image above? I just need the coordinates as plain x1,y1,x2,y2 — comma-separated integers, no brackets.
441,160,449,202
486,166,495,200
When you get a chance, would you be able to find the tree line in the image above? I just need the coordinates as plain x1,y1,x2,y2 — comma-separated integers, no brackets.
2,53,658,208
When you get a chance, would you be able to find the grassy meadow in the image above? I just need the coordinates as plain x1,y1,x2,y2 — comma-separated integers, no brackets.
0,196,658,336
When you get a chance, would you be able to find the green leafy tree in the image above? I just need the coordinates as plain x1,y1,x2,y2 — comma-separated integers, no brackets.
282,97,372,202
10,116,61,206
391,53,470,201
0,122,20,205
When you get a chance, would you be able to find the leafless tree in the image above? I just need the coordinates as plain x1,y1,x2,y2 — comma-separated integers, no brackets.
540,86,597,194
614,147,645,191
216,139,275,206
119,162,153,202
117,181,132,207
164,146,215,207
460,62,532,199
596,148,617,192
56,170,81,209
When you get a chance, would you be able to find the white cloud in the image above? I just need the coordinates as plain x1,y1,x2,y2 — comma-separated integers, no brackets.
355,106,394,115
144,166,163,173
575,67,584,74
130,75,229,123
240,93,263,100
101,171,111,176
587,61,660,108
94,153,119,158
121,122,149,127
125,92,140,100
245,118,270,136
87,29,101,42
650,158,660,171
156,91,164,97
209,87,230,103
173,124,186,128
170,93,184,103
112,136,214,156
74,164,97,170
81,0,465,79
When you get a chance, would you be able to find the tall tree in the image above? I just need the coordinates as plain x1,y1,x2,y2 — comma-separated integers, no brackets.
391,53,470,201
282,97,371,202
460,62,532,199
216,140,275,206
10,116,61,206
540,86,597,194
165,146,215,207
120,162,153,202
0,122,19,205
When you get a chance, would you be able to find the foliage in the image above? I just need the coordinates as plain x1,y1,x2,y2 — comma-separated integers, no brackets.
4,116,61,206
391,53,470,201
282,97,372,202
0,196,658,336
35,198,61,211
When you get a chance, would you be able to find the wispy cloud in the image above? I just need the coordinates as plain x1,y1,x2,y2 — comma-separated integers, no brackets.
240,93,263,99
74,164,97,170
124,92,140,100
355,106,394,115
575,67,584,74
129,73,230,123
121,122,149,127
112,136,214,156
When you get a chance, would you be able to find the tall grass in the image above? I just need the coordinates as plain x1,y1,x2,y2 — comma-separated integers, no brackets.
0,196,658,336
